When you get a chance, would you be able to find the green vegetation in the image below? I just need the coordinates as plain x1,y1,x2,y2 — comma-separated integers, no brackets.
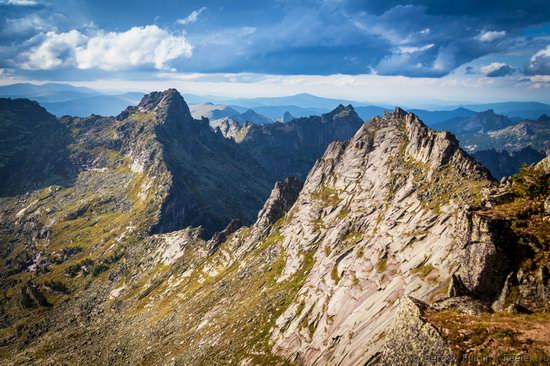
43,281,69,294
311,185,341,206
337,208,350,219
331,264,340,284
375,256,388,273
343,231,362,244
512,164,549,199
411,263,435,279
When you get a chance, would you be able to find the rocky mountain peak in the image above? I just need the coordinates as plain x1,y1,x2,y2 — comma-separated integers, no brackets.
115,89,195,133
321,104,361,124
268,107,498,364
233,109,272,125
360,107,492,177
383,106,408,119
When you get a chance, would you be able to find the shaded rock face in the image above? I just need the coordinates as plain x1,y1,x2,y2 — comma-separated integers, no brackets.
229,104,364,181
0,98,75,196
123,90,273,236
255,176,303,231
455,211,512,301
472,146,546,179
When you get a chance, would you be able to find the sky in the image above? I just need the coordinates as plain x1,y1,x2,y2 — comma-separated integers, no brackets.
1,0,550,106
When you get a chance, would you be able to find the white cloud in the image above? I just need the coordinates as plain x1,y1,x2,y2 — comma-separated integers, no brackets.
22,30,84,70
526,45,550,75
4,14,50,35
21,25,193,71
177,7,206,26
480,62,514,77
2,0,38,5
398,44,434,54
478,30,506,42
480,62,507,74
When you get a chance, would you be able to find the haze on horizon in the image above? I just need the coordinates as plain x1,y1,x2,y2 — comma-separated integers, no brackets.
1,0,550,107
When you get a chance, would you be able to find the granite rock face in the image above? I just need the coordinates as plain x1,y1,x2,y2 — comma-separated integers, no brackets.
266,108,495,365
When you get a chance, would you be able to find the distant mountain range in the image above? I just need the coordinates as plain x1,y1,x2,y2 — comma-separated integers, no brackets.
0,83,144,117
456,102,550,120
1,83,550,124
431,109,550,156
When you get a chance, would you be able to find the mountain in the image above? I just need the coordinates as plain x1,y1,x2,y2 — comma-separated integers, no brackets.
239,105,328,120
438,111,550,153
228,109,272,125
189,103,240,120
1,96,549,365
0,83,97,103
211,118,241,138
226,92,368,110
192,104,273,125
42,94,144,117
0,98,75,196
456,101,550,120
0,83,144,117
486,117,550,153
282,111,295,122
223,104,364,180
435,109,515,134
409,107,476,125
472,146,546,180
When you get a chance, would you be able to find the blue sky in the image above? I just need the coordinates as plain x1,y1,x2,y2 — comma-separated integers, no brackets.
1,0,550,105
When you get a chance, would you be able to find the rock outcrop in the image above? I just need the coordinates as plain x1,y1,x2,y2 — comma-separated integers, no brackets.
255,176,303,231
376,297,457,366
